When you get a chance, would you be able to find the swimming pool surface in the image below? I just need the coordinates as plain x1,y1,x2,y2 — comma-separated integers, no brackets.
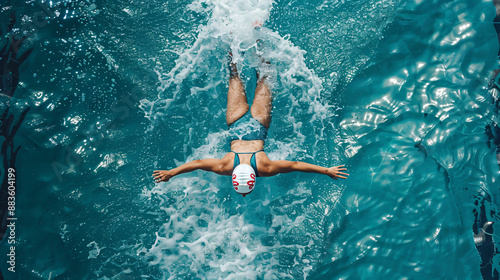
0,0,499,279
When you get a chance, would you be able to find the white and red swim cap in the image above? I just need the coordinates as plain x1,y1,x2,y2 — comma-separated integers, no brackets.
232,164,256,197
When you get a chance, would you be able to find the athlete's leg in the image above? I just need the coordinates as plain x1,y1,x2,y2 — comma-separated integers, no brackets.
226,56,249,126
250,69,272,128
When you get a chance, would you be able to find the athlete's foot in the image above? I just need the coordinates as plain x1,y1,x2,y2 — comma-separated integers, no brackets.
256,59,271,81
228,51,239,78
255,38,271,64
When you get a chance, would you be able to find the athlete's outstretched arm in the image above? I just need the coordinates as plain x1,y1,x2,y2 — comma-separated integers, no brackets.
262,161,348,179
153,158,231,183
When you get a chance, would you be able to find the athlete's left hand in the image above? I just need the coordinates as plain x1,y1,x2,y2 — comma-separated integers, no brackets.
326,165,349,180
153,170,174,183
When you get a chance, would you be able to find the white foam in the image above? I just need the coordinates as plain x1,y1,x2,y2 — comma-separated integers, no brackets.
87,241,104,259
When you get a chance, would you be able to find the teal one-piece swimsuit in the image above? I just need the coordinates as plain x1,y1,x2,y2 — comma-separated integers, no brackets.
228,111,268,142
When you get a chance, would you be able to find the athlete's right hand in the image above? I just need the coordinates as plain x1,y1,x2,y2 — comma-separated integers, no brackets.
153,170,174,183
326,165,349,180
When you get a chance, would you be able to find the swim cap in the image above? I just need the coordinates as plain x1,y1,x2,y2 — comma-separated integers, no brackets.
232,164,256,197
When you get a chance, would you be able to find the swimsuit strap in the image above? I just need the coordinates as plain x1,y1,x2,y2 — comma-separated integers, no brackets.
231,150,264,177
250,152,260,177
231,151,240,168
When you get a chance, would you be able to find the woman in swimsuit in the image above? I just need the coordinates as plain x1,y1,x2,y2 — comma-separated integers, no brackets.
153,54,348,197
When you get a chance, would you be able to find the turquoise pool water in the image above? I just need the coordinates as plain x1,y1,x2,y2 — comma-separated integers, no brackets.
0,0,499,279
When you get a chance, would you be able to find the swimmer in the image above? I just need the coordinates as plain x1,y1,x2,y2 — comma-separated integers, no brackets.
153,53,348,197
